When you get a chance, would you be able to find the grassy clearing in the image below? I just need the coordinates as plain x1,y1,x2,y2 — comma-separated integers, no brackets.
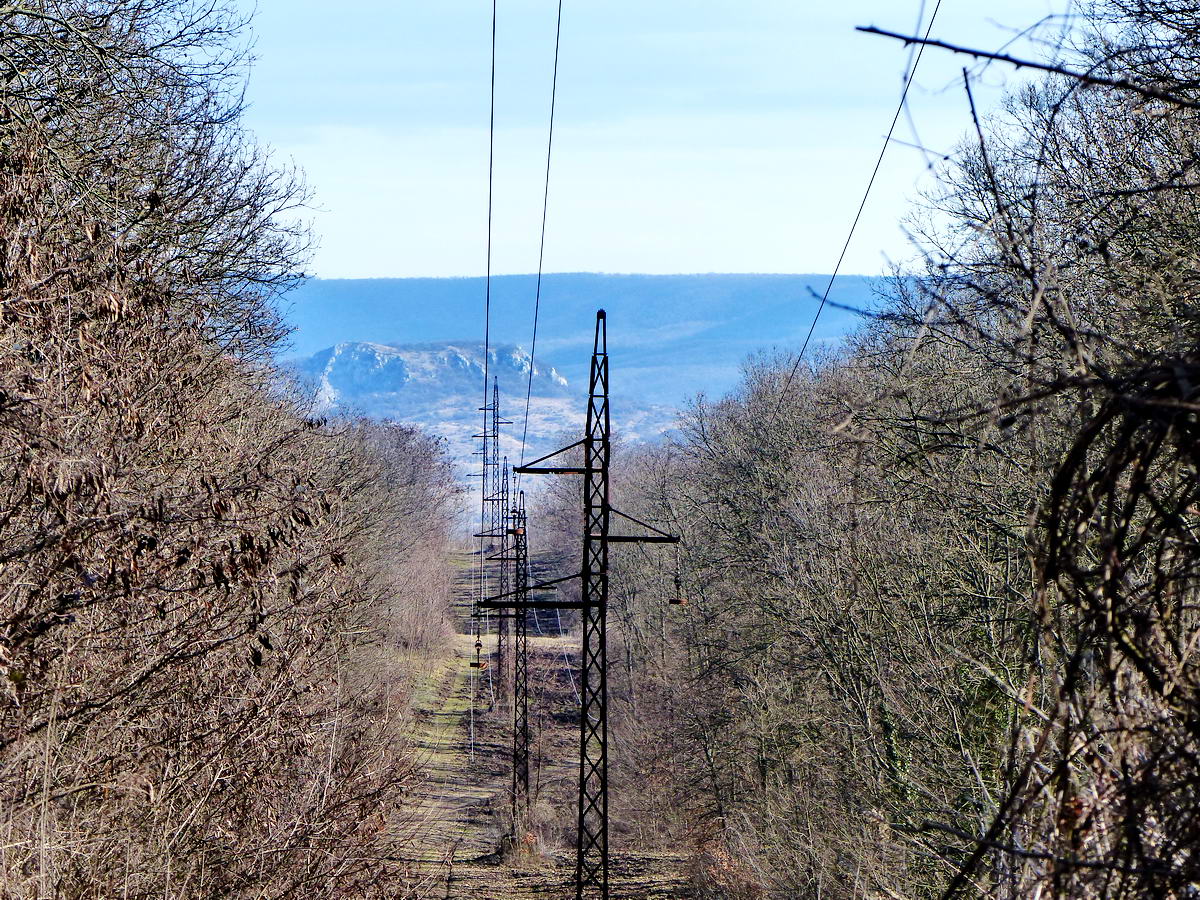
395,558,692,899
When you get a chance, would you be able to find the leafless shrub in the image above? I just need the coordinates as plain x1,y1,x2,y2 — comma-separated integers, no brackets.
558,5,1200,898
0,4,456,896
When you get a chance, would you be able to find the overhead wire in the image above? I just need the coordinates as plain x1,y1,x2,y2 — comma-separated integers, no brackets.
480,0,498,551
770,0,944,418
516,0,565,492
472,0,499,762
513,1,580,745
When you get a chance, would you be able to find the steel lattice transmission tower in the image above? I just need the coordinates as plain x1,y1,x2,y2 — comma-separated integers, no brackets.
494,457,511,698
474,377,512,688
509,491,531,821
575,310,611,896
492,310,678,900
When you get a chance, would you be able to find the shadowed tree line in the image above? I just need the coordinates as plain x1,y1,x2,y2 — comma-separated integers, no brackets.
555,2,1200,897
0,2,456,896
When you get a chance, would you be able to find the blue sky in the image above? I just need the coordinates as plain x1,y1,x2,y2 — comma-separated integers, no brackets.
237,0,1076,279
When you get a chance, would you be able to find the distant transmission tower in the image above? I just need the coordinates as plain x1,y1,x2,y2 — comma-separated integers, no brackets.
494,456,511,700
474,378,511,699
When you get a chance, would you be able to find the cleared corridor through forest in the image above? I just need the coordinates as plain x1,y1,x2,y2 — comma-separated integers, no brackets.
397,553,691,899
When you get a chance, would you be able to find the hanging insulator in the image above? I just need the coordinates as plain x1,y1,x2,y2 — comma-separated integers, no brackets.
671,573,687,606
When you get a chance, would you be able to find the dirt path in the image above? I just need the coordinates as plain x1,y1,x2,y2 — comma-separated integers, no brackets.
397,554,692,900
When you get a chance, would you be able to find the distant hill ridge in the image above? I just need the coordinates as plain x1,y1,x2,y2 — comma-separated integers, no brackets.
280,273,880,468
282,272,877,367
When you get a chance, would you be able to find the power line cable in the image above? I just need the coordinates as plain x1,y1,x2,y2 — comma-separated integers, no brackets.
473,0,499,762
480,0,498,529
517,0,564,489
772,0,944,415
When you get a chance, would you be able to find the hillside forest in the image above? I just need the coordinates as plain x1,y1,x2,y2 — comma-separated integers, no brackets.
3,1,1200,899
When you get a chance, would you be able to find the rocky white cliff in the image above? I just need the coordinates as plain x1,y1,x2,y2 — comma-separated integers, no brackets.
287,341,671,474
